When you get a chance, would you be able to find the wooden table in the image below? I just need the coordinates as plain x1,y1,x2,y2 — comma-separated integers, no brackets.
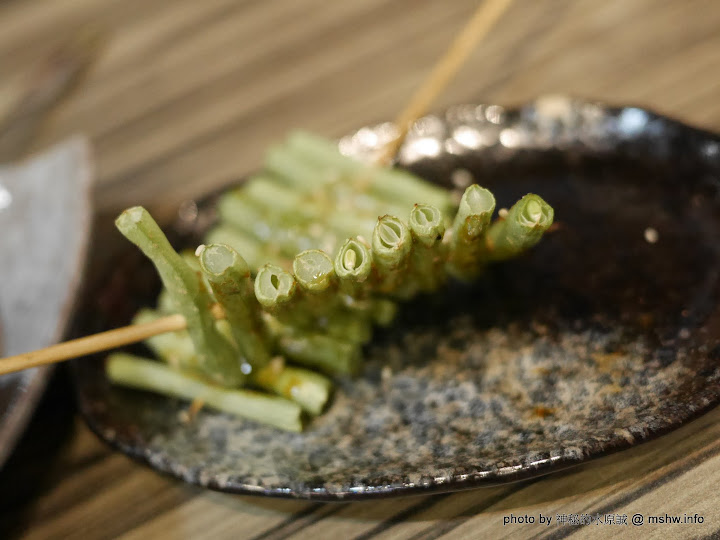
1,0,719,538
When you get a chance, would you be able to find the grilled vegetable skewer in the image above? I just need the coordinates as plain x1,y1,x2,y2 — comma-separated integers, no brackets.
108,135,555,432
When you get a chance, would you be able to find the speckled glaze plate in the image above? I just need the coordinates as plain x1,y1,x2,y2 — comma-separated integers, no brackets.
73,97,720,500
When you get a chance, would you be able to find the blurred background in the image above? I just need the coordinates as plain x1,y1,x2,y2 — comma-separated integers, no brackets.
0,0,719,538
1,0,718,221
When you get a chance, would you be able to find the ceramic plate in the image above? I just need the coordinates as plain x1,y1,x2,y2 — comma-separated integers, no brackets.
0,138,93,468
73,97,720,500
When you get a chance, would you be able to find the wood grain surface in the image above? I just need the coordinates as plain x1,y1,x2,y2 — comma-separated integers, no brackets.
0,0,719,538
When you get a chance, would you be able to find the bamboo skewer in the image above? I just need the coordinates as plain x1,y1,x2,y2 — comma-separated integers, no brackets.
0,0,514,376
376,0,514,165
0,302,227,377
0,315,185,376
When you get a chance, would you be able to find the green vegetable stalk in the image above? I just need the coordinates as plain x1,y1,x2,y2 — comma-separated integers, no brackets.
204,224,269,271
371,215,413,297
134,309,331,414
291,249,372,343
244,176,375,238
447,185,496,280
265,143,335,191
115,207,244,387
219,183,378,263
251,358,332,416
253,264,298,313
260,144,408,221
286,131,454,213
264,315,361,376
408,203,447,292
485,194,554,260
106,353,303,432
291,248,340,318
292,249,336,295
254,261,364,342
217,192,320,259
180,250,214,298
245,176,390,252
333,239,397,326
198,243,271,369
334,238,373,297
133,308,199,369
243,176,317,218
278,332,361,376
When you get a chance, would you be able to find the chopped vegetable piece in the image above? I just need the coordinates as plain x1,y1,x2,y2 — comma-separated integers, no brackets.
204,224,269,271
134,310,330,413
254,264,298,311
264,316,361,376
287,131,454,212
199,243,271,369
334,238,373,297
252,358,332,416
447,185,496,280
485,194,554,260
115,207,243,387
371,215,413,296
107,353,303,432
293,249,336,293
408,204,447,291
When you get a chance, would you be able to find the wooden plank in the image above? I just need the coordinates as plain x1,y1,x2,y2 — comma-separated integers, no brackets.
117,494,317,540
0,0,718,538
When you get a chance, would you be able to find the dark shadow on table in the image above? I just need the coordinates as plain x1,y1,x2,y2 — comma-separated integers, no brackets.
0,368,78,539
